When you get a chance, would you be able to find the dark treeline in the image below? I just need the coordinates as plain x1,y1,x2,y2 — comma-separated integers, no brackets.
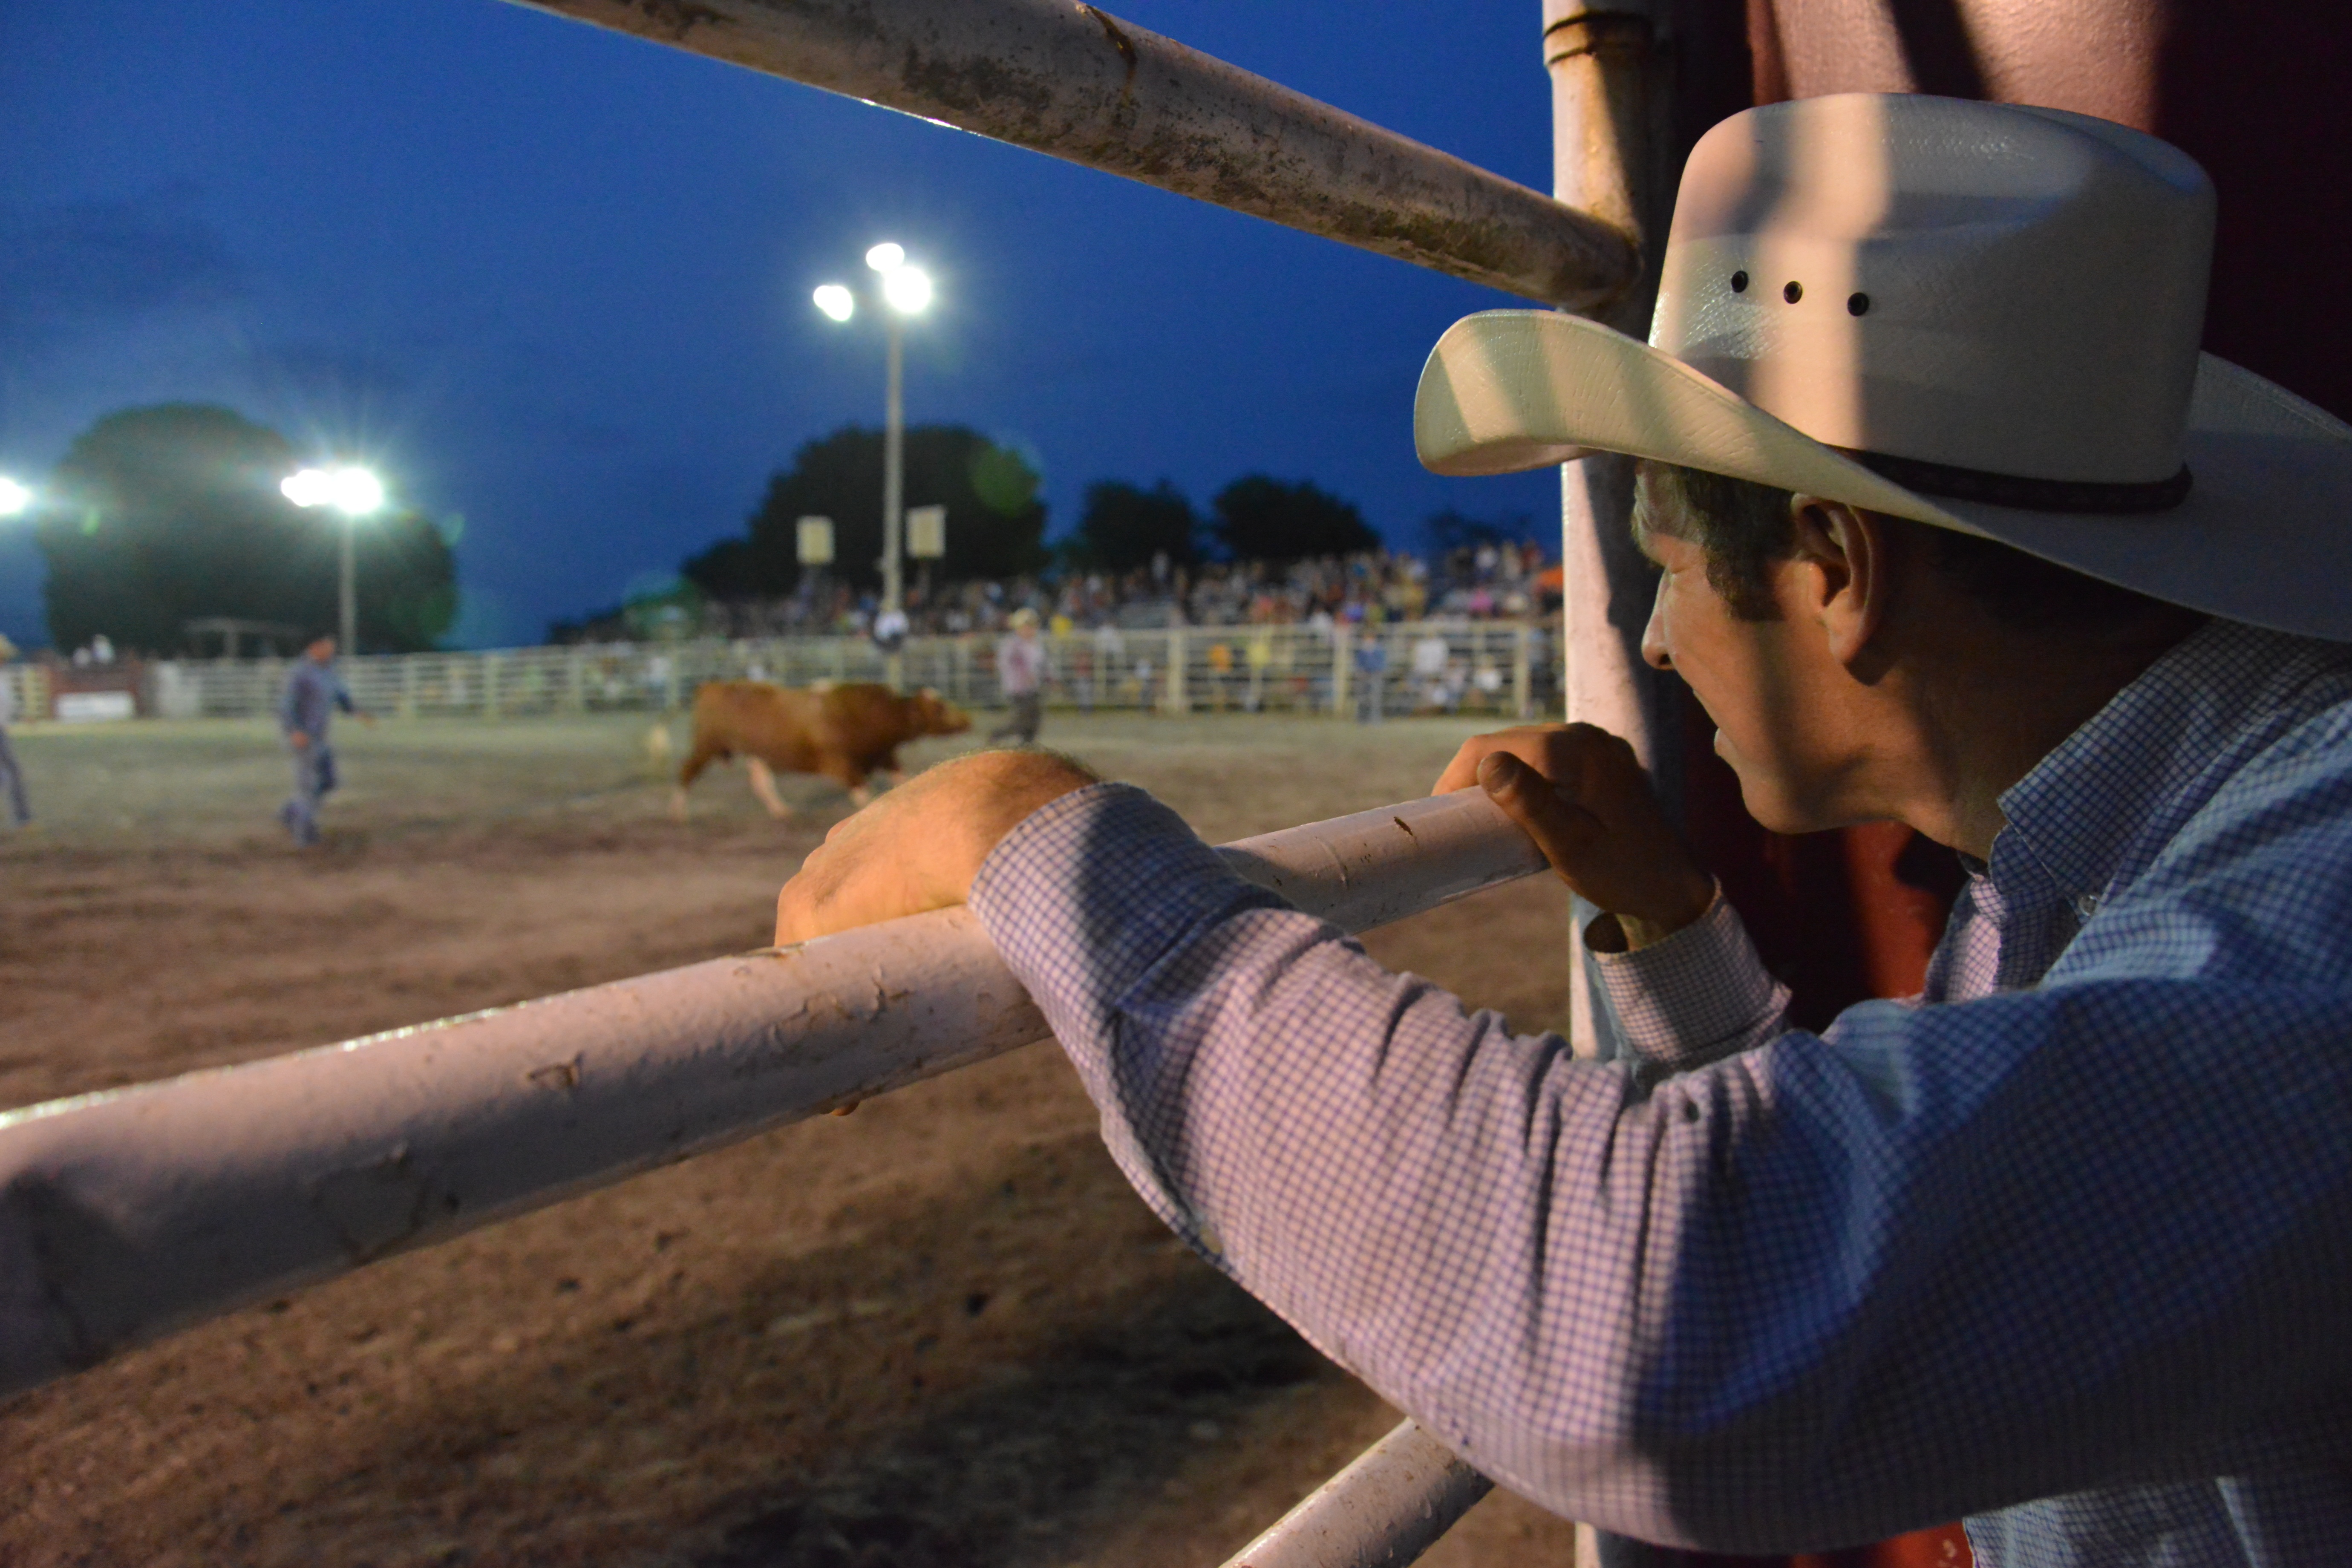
673,422,1386,604
33,403,458,656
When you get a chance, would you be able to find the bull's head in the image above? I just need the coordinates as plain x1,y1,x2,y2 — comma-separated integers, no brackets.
909,687,973,737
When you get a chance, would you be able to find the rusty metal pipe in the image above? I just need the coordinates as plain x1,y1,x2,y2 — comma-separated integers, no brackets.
0,789,1545,1398
499,0,1638,310
1218,1417,1495,1568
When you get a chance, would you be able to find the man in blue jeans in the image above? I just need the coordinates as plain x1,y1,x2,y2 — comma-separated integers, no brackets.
772,98,2352,1564
277,634,371,846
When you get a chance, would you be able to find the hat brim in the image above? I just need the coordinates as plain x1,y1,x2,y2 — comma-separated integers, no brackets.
1415,311,2352,643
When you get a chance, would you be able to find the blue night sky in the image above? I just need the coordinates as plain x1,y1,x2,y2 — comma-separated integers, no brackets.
0,1,1567,649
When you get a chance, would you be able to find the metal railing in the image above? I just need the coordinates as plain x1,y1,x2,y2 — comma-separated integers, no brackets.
73,622,1555,726
0,790,1545,1395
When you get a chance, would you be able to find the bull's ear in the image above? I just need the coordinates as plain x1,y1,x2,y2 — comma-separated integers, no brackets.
918,686,939,699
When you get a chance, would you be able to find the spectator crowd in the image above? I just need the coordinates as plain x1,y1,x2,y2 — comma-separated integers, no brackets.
591,541,1555,646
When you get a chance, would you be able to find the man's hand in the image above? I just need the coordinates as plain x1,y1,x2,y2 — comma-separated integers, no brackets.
1434,724,1714,950
774,749,1098,945
289,731,311,752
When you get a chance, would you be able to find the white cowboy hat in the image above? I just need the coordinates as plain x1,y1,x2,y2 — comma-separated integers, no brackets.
1414,93,2352,641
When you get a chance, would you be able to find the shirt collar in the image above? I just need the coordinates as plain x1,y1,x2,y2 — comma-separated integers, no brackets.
1990,619,2309,905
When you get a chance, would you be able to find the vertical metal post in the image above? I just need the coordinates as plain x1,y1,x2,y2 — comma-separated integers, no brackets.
338,515,358,654
1545,0,1675,1041
1332,623,1353,718
882,312,907,690
1164,628,1189,714
1514,622,1534,719
1548,9,1668,1564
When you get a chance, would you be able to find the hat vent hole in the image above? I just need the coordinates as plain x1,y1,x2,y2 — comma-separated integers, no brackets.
1782,280,1803,303
1730,271,1749,293
1848,292,1871,316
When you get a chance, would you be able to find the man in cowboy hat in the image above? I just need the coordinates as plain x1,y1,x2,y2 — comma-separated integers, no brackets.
770,96,2352,1564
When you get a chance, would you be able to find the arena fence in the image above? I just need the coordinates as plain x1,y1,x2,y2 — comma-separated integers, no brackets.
0,789,1540,1554
89,621,1555,726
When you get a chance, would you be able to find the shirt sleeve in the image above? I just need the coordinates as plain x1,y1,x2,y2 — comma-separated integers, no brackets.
970,781,2352,1553
1585,892,1791,1081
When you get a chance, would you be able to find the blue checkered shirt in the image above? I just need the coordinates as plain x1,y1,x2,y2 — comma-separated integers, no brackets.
969,619,2352,1564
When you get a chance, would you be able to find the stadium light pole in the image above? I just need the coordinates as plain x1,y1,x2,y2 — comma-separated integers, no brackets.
812,244,934,625
282,465,386,653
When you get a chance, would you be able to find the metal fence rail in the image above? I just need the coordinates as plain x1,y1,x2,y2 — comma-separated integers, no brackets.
0,788,1545,1397
504,0,1638,311
60,622,1555,725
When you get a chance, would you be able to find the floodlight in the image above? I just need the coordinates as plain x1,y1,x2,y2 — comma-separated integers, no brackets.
813,283,856,322
0,476,31,517
328,466,385,516
283,465,385,516
882,264,933,315
865,242,905,273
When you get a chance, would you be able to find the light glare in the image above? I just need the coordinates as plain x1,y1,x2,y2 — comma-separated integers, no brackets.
329,467,386,516
864,242,905,273
812,283,856,322
0,476,31,518
882,265,933,315
283,465,386,516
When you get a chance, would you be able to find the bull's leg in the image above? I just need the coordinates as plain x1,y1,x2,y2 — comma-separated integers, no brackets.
880,747,908,790
747,758,794,819
673,740,728,821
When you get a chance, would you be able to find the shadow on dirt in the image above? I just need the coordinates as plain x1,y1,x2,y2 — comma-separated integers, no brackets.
693,1272,1326,1568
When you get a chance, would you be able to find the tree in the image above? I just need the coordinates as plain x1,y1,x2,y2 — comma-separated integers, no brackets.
1067,479,1199,573
37,404,457,653
1209,476,1379,564
684,424,1049,598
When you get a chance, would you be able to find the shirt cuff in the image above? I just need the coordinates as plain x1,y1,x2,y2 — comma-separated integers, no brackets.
1586,890,1790,1071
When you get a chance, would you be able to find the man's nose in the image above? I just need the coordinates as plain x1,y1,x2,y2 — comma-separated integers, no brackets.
1640,574,1673,671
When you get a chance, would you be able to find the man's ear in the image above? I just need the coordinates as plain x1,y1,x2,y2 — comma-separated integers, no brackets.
1785,496,1887,669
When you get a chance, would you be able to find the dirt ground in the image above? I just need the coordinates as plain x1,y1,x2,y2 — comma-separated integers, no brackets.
0,711,1585,1568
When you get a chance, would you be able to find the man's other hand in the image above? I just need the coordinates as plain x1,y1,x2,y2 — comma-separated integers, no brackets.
1434,724,1714,949
775,749,1098,945
289,732,311,752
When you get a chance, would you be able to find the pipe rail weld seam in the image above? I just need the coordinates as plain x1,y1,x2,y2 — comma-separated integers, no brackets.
0,788,1547,1398
502,0,1639,310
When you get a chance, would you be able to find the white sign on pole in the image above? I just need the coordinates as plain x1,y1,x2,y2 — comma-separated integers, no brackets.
906,504,946,560
795,515,836,565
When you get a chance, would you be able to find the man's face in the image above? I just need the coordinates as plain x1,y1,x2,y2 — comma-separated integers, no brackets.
1636,513,1857,836
306,637,337,665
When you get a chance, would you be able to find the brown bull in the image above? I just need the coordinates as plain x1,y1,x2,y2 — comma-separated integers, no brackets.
672,681,971,819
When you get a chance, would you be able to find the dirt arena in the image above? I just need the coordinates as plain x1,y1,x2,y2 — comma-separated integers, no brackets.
1,709,1585,1568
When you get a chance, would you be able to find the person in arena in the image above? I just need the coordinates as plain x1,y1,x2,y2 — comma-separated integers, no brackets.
277,634,372,846
0,635,30,829
770,96,2352,1565
988,607,1049,745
